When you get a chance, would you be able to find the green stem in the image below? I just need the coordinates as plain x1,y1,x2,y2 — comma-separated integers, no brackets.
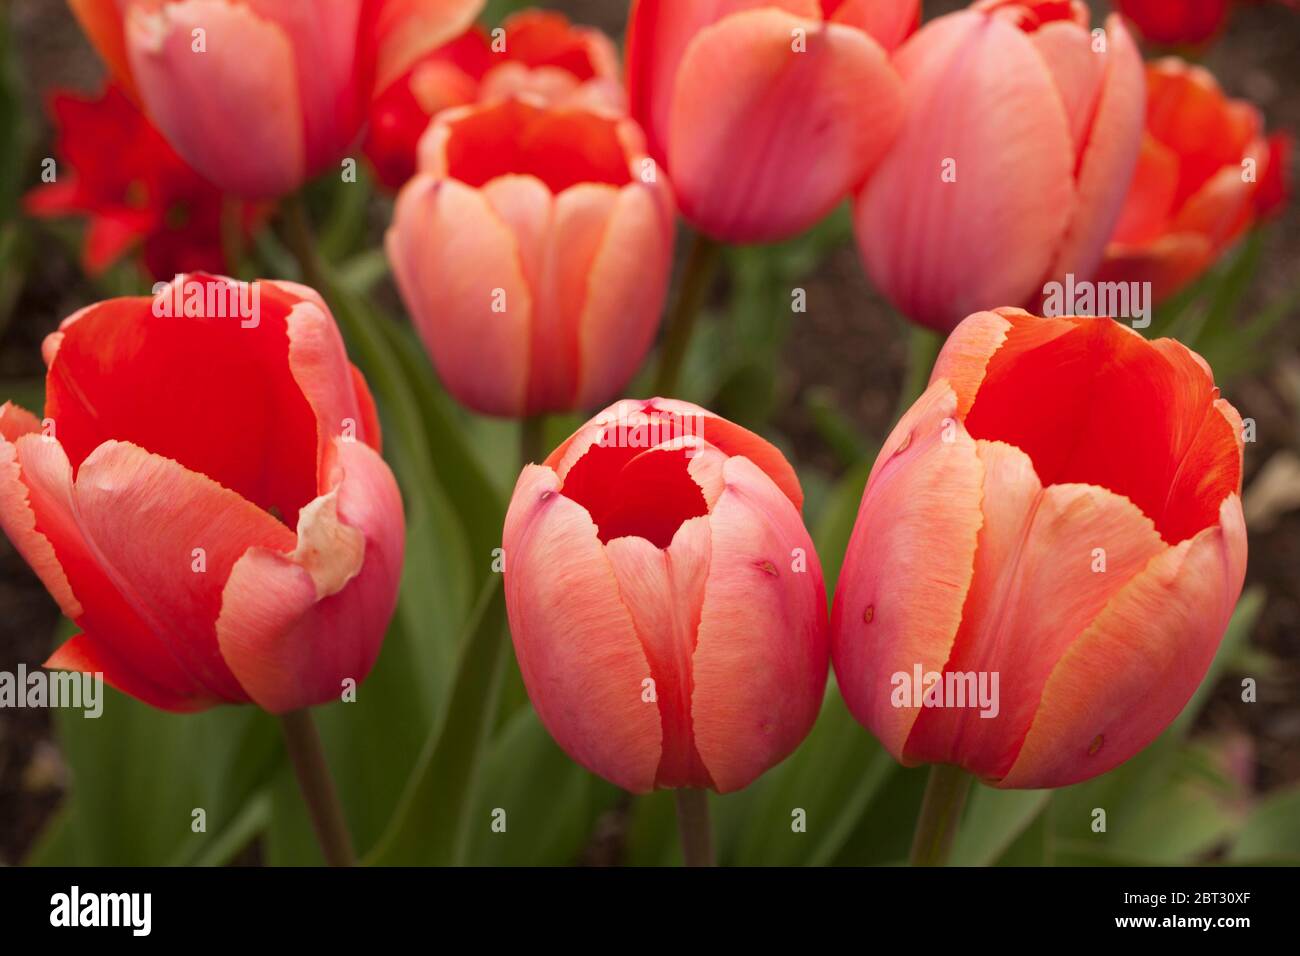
908,764,973,867
280,194,329,291
653,233,722,397
519,415,547,469
279,710,355,867
674,788,715,867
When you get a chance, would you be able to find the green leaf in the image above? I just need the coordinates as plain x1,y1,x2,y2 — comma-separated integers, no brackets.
1228,785,1300,864
365,578,509,866
949,786,1051,867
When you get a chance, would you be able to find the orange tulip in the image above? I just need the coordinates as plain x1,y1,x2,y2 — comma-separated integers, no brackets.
831,309,1246,789
0,276,404,713
69,0,484,198
1097,58,1292,304
386,98,675,417
366,10,625,190
503,399,829,793
626,0,912,243
855,0,1145,331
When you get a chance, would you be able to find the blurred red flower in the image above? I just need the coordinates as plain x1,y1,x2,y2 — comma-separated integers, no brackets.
24,84,257,281
366,10,624,190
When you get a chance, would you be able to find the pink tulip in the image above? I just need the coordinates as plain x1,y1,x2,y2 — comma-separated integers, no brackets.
69,0,485,198
855,0,1145,331
831,309,1246,788
386,98,675,418
503,399,829,793
626,0,913,242
0,275,404,713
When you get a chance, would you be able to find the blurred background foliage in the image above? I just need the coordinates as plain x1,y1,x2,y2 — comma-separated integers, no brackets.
2,0,1299,866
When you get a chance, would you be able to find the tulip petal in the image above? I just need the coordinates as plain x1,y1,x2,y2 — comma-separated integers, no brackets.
605,517,713,788
0,420,80,619
669,9,902,241
1001,495,1246,788
830,381,984,759
47,631,209,712
503,465,662,792
371,0,487,93
627,0,822,164
386,176,532,416
963,316,1239,543
1047,15,1145,283
825,0,919,51
693,456,829,792
44,280,320,526
574,184,675,410
216,438,403,712
855,12,1074,329
125,0,305,198
903,441,1166,778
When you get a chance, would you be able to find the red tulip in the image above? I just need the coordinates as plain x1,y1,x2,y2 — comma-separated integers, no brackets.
503,399,829,793
0,276,404,713
386,98,675,417
1097,58,1292,304
366,11,625,190
832,309,1246,789
69,0,484,198
626,0,912,242
855,0,1145,331
1112,0,1232,46
24,83,258,280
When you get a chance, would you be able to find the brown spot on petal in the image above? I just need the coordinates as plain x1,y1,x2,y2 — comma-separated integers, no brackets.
863,604,875,623
893,431,912,456
1088,734,1104,756
756,560,778,577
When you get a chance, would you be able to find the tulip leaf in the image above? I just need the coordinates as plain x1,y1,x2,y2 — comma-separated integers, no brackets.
949,786,1051,867
1228,784,1300,864
464,708,621,866
365,577,508,866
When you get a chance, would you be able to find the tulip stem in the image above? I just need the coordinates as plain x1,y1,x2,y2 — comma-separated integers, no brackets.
908,764,973,867
674,788,715,867
653,232,722,397
520,415,547,468
279,709,356,867
281,195,329,291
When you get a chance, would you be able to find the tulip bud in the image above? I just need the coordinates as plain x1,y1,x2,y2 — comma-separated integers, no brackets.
831,308,1246,789
854,0,1145,331
386,99,676,418
626,0,912,243
366,11,626,190
69,0,484,198
1097,58,1292,304
0,275,404,713
503,399,829,793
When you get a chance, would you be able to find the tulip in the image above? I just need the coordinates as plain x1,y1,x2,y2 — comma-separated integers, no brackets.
625,0,912,243
831,308,1247,789
855,0,1145,332
24,83,259,280
1097,58,1292,304
69,0,485,198
386,98,675,418
0,275,404,714
367,10,625,190
502,399,829,793
1112,0,1232,46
